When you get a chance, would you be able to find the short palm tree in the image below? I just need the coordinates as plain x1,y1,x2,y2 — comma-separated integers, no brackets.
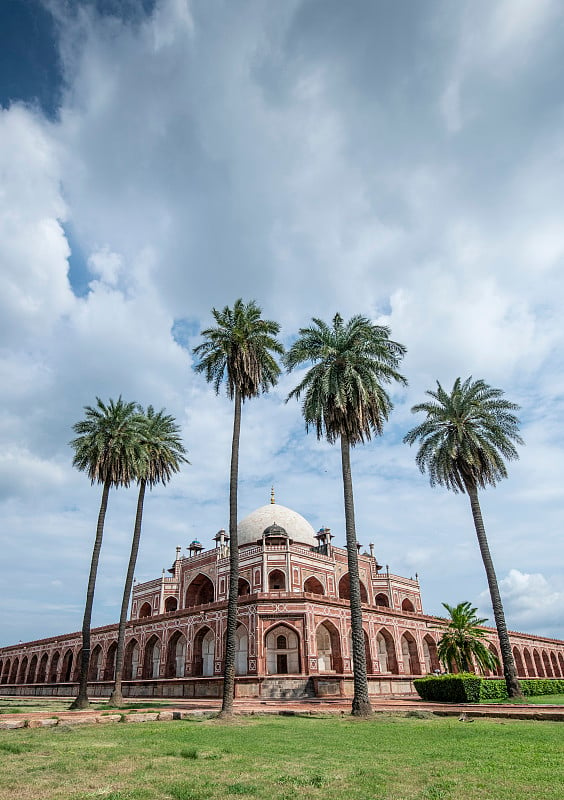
70,397,144,709
437,601,500,674
285,313,407,716
404,377,523,697
108,406,188,706
193,299,283,716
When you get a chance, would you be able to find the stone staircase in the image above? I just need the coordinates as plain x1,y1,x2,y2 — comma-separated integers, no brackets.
259,677,316,699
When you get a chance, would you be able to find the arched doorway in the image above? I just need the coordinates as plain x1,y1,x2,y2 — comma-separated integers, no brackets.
316,621,342,672
304,576,324,595
139,602,152,619
238,578,251,596
143,635,161,679
124,640,139,680
18,656,28,684
513,647,525,677
104,642,117,680
375,593,390,607
268,570,286,591
166,631,187,677
193,627,215,677
524,648,535,677
9,658,19,684
49,652,60,683
61,650,73,682
550,653,560,677
165,596,178,612
185,575,215,607
266,626,300,674
235,625,248,675
89,645,103,681
376,628,398,674
401,633,421,675
338,574,368,603
37,653,49,683
423,636,440,673
542,651,553,677
533,649,544,676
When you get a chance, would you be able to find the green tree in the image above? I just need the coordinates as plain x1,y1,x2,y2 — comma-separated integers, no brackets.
404,377,523,697
436,601,500,674
69,397,143,709
108,406,188,706
285,313,407,716
193,299,283,716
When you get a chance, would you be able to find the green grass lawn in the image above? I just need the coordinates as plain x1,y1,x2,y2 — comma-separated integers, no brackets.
482,694,564,705
1,715,563,800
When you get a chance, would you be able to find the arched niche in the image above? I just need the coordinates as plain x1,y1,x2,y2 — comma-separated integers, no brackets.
37,652,49,683
124,639,140,680
488,644,502,677
268,569,286,591
401,632,421,675
9,658,19,684
185,574,215,607
316,621,342,672
513,647,525,677
375,593,390,607
401,598,415,613
238,578,251,596
193,626,215,676
49,652,60,683
143,635,161,679
304,576,324,595
18,656,28,684
89,645,103,681
104,642,117,681
165,596,178,613
265,624,300,675
533,649,544,677
235,624,248,675
138,602,152,619
542,651,553,677
422,635,440,673
376,628,398,674
166,631,187,678
523,648,535,677
550,652,560,678
338,574,368,603
62,650,74,682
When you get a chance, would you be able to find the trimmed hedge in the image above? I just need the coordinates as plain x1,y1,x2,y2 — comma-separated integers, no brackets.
413,675,564,703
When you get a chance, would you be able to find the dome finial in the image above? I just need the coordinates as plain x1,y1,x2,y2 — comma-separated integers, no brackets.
270,485,275,504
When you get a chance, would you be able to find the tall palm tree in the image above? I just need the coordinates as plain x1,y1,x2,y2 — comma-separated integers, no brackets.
69,397,144,709
404,377,523,697
108,406,188,706
285,313,407,717
193,299,283,716
436,601,500,674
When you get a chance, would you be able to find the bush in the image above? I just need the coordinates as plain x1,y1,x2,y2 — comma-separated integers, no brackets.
414,676,564,703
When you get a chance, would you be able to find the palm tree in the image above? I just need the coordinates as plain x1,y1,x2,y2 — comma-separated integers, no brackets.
284,313,407,716
193,299,283,716
436,601,500,674
108,406,188,706
69,397,144,709
404,377,523,698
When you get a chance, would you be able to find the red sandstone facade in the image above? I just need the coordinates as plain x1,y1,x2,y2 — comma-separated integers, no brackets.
1,501,563,698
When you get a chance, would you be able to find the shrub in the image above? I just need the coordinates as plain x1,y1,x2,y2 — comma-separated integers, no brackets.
414,676,564,703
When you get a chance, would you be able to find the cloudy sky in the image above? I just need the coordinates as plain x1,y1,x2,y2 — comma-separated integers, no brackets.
1,0,563,648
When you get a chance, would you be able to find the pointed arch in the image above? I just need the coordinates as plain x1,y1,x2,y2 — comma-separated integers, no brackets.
124,639,140,680
193,626,215,676
401,598,415,612
89,644,103,681
18,656,28,684
138,602,152,619
268,569,286,591
533,649,544,677
165,596,178,612
513,647,525,677
9,658,20,684
422,635,440,673
304,576,324,595
550,652,560,678
375,593,390,607
37,652,49,683
185,574,215,607
238,578,251,596
316,620,342,672
542,650,553,678
401,632,422,675
104,642,117,680
265,623,301,675
338,573,368,603
166,630,187,677
235,623,248,675
376,628,399,674
523,648,535,676
142,635,162,679
49,651,60,683
27,654,38,683
487,643,502,677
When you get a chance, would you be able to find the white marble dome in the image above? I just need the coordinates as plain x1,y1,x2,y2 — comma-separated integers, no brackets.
237,503,317,547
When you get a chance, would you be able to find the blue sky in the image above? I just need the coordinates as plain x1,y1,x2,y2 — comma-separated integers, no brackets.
1,0,563,647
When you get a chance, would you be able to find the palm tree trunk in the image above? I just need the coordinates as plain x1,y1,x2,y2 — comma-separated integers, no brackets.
109,479,146,707
220,388,242,716
71,478,111,709
465,481,523,698
340,435,372,717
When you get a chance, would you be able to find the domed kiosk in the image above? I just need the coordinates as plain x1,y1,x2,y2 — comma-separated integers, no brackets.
237,502,317,547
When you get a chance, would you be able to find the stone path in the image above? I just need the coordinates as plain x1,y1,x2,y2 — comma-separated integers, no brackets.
1,695,563,727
